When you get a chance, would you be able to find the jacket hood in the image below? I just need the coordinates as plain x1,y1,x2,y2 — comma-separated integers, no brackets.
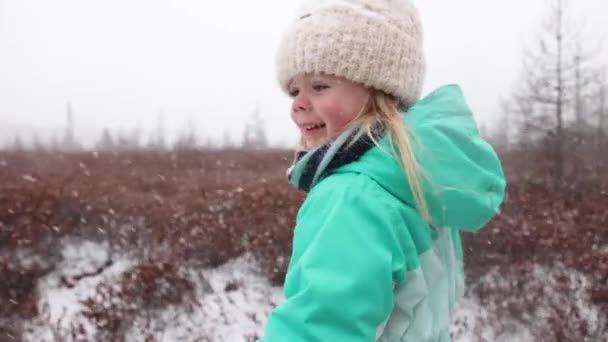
336,84,506,231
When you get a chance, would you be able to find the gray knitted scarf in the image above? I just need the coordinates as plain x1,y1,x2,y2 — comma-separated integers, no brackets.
287,124,385,193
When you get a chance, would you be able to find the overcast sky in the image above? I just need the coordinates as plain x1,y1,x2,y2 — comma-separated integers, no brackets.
0,0,606,148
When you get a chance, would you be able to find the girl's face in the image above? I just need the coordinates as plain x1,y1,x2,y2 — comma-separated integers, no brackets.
288,73,371,149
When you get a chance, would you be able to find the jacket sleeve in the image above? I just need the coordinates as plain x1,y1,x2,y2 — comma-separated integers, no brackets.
260,174,403,342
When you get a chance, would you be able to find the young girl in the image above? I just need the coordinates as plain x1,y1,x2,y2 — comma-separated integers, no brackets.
260,0,506,341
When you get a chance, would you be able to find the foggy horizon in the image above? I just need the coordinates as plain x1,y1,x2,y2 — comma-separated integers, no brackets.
1,0,607,149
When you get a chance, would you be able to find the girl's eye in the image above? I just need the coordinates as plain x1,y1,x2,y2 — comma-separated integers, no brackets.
289,88,299,97
312,84,329,91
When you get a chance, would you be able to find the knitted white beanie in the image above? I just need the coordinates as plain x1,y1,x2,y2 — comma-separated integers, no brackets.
276,0,426,107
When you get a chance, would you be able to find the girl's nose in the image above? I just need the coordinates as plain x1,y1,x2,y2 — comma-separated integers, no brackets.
292,93,311,112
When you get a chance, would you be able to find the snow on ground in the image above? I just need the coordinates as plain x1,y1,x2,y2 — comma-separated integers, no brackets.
450,297,534,342
126,255,285,342
18,238,601,341
465,263,603,340
22,239,284,341
22,239,134,340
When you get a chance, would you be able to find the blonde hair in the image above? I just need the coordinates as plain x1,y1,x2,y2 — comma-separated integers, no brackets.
351,90,431,223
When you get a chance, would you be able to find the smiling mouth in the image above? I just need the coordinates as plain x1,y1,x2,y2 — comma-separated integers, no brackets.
302,123,326,133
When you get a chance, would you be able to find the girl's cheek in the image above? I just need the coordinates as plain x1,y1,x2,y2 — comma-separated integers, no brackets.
333,110,350,127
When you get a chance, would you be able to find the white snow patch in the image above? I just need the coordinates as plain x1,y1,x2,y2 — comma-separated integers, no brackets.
21,240,283,342
451,298,534,342
22,239,133,341
461,263,603,341
126,254,284,342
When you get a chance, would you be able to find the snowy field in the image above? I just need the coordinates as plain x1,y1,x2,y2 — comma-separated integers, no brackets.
2,149,606,341
13,238,602,342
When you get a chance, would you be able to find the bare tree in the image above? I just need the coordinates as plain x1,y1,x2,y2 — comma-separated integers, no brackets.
173,119,198,151
12,134,25,152
97,128,115,150
242,103,268,150
32,133,46,152
572,44,595,135
62,102,81,151
204,137,215,150
501,0,600,190
113,126,143,150
222,130,234,149
594,70,607,148
569,43,602,182
148,109,167,150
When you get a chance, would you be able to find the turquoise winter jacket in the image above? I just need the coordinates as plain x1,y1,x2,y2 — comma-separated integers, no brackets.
260,85,506,341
